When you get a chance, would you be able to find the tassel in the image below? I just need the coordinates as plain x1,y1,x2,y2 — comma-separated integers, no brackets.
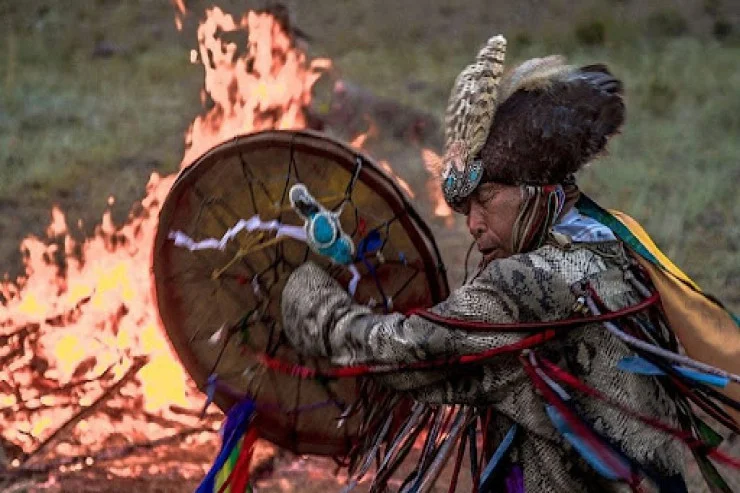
371,419,428,492
633,350,740,434
215,436,243,492
227,427,259,493
372,403,428,491
201,374,218,419
585,295,740,386
545,405,625,480
416,408,471,493
681,409,735,493
693,453,733,493
468,422,480,493
197,399,256,493
342,412,394,492
522,354,641,486
618,356,729,388
479,423,518,493
538,355,740,470
399,407,448,493
504,464,524,493
447,423,469,493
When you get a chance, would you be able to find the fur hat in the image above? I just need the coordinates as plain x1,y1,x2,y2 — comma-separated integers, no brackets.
441,36,625,209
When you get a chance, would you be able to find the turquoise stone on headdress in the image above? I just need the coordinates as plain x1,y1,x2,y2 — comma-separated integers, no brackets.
442,158,484,206
469,166,480,182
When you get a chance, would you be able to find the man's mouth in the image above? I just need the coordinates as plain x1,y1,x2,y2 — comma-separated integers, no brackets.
476,242,505,262
478,245,496,256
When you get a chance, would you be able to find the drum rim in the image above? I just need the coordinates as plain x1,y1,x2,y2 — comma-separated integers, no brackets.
152,129,449,455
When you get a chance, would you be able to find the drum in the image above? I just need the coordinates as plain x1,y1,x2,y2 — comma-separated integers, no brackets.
153,130,448,456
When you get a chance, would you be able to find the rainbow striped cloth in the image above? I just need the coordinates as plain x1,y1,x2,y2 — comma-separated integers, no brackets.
197,399,258,493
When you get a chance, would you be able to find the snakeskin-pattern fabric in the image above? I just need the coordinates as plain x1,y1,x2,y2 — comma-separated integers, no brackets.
281,240,684,492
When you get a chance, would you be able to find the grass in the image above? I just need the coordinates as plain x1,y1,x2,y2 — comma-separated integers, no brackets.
574,37,740,303
0,1,197,198
0,0,738,311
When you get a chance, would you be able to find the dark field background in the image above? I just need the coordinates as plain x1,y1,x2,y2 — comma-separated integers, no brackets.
0,0,738,491
1,0,738,310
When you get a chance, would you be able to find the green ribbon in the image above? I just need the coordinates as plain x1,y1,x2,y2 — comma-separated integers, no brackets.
576,194,739,327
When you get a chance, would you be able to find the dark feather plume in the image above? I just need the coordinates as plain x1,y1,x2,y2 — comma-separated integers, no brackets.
479,64,625,185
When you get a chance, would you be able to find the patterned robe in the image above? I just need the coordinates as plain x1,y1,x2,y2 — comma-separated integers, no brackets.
281,238,685,492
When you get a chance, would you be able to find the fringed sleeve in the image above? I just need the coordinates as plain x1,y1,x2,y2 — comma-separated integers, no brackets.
281,246,580,393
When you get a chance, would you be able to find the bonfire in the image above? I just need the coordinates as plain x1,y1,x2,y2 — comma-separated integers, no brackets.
0,3,450,491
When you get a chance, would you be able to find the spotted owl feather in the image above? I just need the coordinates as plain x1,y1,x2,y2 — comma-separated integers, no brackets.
444,35,507,169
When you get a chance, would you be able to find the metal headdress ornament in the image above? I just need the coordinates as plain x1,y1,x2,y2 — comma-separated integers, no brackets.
442,35,507,210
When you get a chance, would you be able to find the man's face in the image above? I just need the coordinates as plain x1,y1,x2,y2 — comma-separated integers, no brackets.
464,183,523,263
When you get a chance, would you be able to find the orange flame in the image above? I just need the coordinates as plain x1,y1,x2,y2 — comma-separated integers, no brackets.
172,0,187,31
350,121,416,199
0,4,455,478
379,160,415,198
0,174,195,453
0,5,327,467
45,206,68,237
181,7,331,167
420,148,453,222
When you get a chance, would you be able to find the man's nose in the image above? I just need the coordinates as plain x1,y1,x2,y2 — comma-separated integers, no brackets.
467,203,486,239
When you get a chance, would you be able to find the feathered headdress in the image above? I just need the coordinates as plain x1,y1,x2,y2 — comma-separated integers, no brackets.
441,36,625,209
442,35,507,210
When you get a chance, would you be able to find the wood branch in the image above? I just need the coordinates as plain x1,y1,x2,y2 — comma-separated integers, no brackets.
80,427,215,465
0,324,36,369
0,296,90,345
0,426,215,484
140,410,198,429
42,295,91,327
0,477,43,493
0,297,91,367
19,356,148,467
168,404,222,421
0,322,40,346
6,400,84,417
0,346,25,369
3,363,117,414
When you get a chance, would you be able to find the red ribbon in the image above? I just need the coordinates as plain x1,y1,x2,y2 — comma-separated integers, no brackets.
406,291,659,332
259,328,559,379
521,354,644,490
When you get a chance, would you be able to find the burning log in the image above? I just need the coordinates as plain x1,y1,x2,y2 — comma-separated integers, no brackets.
0,2,461,490
1,4,330,486
1,426,215,482
20,356,148,468
3,363,117,418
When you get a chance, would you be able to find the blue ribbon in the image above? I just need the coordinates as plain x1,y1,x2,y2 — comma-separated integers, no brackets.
618,356,729,388
479,424,518,492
